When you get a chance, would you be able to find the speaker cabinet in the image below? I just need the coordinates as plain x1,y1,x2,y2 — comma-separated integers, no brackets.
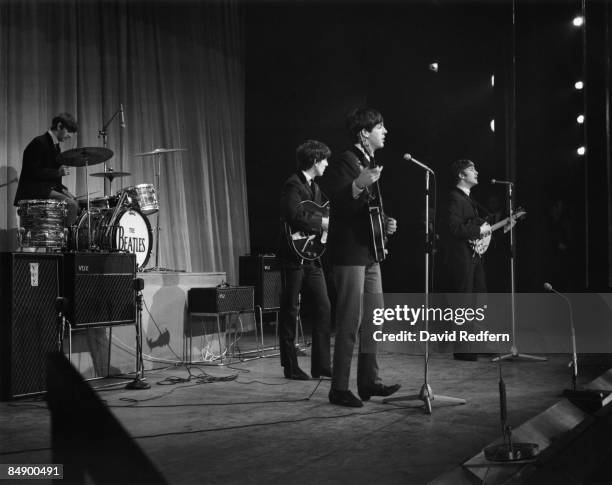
187,286,254,314
63,253,136,327
239,255,281,311
0,252,62,399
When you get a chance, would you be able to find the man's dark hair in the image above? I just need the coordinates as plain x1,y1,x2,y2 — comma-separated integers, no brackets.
345,108,384,143
450,159,475,185
51,113,78,133
296,140,331,171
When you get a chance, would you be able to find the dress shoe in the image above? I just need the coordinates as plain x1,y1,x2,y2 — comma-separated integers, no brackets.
329,389,363,408
453,353,478,361
358,383,401,401
283,366,310,380
311,369,332,379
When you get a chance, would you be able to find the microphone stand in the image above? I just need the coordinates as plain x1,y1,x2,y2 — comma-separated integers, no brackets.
493,182,546,362
98,106,123,196
126,278,150,390
384,167,466,413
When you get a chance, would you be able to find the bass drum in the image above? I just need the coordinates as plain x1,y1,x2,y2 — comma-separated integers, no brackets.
72,207,153,269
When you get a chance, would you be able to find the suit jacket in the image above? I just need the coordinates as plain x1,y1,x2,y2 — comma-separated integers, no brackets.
279,171,328,265
319,146,376,266
14,132,65,205
440,187,486,285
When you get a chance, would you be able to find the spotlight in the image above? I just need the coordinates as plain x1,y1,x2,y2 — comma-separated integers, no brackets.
490,119,495,133
575,81,584,90
491,74,495,87
572,16,584,27
428,62,439,73
577,146,586,156
577,114,585,124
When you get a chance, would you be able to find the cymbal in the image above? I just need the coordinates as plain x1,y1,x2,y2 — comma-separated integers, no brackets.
90,170,131,180
61,147,113,167
133,148,186,157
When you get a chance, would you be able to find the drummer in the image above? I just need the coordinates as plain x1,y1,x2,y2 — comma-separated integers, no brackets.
14,113,80,225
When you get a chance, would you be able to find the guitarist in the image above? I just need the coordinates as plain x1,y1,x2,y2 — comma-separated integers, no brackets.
440,159,490,361
278,140,332,380
319,108,399,407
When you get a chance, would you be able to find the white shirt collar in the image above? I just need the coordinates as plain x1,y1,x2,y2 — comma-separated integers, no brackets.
458,186,470,197
302,171,313,184
48,130,59,146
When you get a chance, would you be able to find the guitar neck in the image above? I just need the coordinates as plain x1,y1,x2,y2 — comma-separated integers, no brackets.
489,212,523,233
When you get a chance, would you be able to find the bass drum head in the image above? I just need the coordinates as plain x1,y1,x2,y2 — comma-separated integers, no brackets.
114,208,152,269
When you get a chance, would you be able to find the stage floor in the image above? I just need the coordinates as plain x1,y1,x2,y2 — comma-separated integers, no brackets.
0,352,609,484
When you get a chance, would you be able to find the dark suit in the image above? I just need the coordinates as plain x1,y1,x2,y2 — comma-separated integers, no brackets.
319,147,383,392
14,132,79,225
278,172,331,377
440,187,487,292
14,132,65,203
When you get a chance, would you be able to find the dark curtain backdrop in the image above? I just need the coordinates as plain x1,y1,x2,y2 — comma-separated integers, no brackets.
0,0,248,280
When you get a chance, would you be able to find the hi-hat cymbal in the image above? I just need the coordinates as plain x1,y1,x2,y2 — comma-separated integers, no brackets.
133,148,186,157
61,147,114,167
90,170,131,180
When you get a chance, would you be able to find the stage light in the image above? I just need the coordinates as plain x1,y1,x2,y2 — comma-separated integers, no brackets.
577,114,585,124
572,16,584,27
491,75,495,87
490,119,495,132
577,146,586,156
575,81,584,90
428,62,439,73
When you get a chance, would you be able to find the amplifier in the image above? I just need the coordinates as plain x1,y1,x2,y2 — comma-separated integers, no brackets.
63,252,136,327
0,252,62,399
188,286,254,314
239,255,281,311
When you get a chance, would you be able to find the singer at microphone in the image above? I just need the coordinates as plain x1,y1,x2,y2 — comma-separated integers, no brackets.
439,159,489,361
491,178,513,185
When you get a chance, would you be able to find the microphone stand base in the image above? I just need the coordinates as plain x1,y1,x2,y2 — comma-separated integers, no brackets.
492,352,547,362
125,378,151,390
383,383,466,415
484,442,539,462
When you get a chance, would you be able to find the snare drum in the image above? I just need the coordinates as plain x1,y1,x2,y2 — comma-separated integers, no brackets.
118,184,158,215
17,199,68,250
72,207,153,269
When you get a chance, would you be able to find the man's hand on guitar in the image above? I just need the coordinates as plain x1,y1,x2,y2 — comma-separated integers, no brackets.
480,222,491,237
385,217,397,235
321,216,329,231
355,166,383,190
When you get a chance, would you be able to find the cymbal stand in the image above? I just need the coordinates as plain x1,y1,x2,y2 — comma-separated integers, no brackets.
384,168,466,413
493,182,546,362
144,153,171,272
84,160,93,248
98,106,124,196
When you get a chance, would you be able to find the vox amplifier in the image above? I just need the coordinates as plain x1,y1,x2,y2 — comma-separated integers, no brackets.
188,286,254,315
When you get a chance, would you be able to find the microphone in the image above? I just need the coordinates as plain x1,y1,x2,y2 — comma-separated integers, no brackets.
491,179,513,185
403,153,434,173
120,104,126,128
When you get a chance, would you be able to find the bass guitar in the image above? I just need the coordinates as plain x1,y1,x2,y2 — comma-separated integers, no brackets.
470,209,526,255
285,200,329,260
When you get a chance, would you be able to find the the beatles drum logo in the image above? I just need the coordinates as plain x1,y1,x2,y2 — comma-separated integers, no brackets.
115,210,151,268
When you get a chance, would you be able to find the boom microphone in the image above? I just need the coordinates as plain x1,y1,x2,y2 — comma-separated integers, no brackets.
491,179,513,185
403,153,434,173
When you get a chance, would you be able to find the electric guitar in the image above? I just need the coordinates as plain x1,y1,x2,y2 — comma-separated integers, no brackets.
470,209,526,255
285,200,329,260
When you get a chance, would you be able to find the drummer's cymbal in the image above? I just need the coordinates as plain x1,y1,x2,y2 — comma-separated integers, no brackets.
61,147,114,167
133,148,186,157
90,170,131,180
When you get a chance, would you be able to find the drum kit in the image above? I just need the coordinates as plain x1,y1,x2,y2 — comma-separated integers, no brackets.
17,146,185,271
